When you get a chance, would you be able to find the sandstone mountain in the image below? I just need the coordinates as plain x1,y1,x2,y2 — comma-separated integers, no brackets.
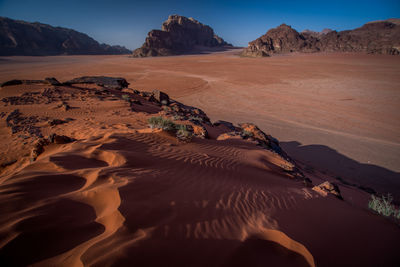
0,17,131,56
242,19,400,57
132,15,232,57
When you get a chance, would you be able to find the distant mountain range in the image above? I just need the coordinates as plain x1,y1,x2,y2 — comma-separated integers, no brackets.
0,17,131,56
1,16,399,57
242,19,400,57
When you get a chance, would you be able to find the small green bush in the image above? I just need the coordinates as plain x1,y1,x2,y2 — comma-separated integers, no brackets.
175,124,192,142
121,94,130,101
148,116,176,131
241,130,254,139
368,194,400,220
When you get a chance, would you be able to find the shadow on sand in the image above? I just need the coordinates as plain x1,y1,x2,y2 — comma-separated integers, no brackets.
281,141,400,203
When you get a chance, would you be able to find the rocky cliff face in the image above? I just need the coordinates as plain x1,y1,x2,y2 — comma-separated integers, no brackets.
242,19,400,57
0,17,131,56
132,15,232,57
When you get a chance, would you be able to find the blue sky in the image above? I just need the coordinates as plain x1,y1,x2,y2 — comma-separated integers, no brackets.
0,0,399,49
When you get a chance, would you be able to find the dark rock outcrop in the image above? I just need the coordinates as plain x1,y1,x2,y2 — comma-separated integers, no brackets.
133,15,232,57
242,19,400,57
63,76,129,90
0,17,131,56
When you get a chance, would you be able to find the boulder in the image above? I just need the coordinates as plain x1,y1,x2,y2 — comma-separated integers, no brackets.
152,90,170,105
313,181,343,199
192,125,208,139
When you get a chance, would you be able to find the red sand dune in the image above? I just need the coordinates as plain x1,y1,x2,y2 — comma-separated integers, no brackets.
0,51,399,266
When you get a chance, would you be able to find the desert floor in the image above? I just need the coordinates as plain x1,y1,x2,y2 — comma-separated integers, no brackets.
1,51,400,266
1,50,399,195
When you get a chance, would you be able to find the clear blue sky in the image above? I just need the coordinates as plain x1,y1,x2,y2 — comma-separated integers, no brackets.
0,0,399,50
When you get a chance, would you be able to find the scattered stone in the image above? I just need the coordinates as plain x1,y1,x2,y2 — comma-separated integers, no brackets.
313,181,343,199
64,76,129,90
5,109,43,137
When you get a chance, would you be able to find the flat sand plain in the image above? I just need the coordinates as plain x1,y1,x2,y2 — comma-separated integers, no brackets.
1,51,399,193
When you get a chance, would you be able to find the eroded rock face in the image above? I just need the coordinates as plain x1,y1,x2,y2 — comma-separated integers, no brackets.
133,15,232,57
242,19,400,57
0,17,131,56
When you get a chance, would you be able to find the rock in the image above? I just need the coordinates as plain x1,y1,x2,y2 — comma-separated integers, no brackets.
45,77,61,85
152,90,170,105
216,132,240,140
312,181,343,199
303,178,313,187
131,99,142,105
30,139,49,161
132,15,232,57
192,125,208,139
242,19,400,56
64,76,129,90
48,133,74,144
0,17,131,56
1,79,46,87
62,103,70,111
48,119,67,126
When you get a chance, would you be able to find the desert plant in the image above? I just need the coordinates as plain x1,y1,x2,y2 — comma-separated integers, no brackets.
241,130,254,139
148,116,176,131
368,194,400,220
121,94,130,101
175,124,192,142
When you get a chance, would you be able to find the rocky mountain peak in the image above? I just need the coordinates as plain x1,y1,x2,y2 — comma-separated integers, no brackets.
132,15,232,57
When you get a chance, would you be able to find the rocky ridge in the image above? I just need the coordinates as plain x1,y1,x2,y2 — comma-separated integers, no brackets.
132,15,232,57
242,19,400,57
0,17,131,56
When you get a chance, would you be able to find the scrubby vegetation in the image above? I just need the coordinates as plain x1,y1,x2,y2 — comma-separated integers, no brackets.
148,116,176,131
175,124,193,142
121,94,130,101
368,194,400,221
148,116,192,142
241,130,254,139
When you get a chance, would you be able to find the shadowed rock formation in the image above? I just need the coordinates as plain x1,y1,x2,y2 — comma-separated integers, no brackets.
242,19,400,57
0,17,131,56
132,15,232,57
